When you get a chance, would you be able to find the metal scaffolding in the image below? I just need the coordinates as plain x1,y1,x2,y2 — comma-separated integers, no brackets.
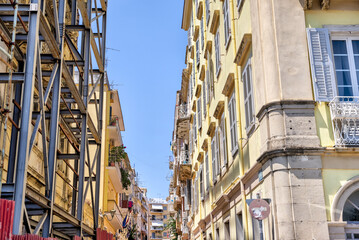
0,0,108,238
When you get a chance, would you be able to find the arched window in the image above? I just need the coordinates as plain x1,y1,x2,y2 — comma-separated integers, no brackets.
343,190,359,222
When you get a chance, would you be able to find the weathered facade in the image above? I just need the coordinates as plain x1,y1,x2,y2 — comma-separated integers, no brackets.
169,0,359,239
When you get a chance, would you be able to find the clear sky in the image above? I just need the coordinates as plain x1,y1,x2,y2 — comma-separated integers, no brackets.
106,1,187,199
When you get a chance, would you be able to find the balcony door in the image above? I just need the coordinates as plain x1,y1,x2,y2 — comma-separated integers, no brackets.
332,37,359,97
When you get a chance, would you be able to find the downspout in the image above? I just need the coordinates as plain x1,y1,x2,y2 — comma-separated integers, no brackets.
229,0,249,239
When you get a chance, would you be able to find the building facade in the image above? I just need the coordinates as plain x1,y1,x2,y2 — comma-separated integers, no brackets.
170,0,359,239
148,198,171,240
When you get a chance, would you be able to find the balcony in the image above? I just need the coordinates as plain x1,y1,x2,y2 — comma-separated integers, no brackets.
176,104,190,140
106,162,123,193
106,200,124,230
179,150,192,182
329,97,359,147
108,115,122,145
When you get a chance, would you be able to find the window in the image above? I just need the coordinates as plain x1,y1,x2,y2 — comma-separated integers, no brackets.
223,0,231,47
208,55,215,100
201,16,205,50
216,228,220,240
189,129,193,156
198,96,202,129
152,233,155,238
215,29,221,76
193,115,197,144
236,213,244,240
219,113,228,171
206,67,210,104
203,77,207,117
225,221,230,239
206,0,210,25
205,152,210,193
196,39,200,67
164,215,167,219
228,91,238,155
194,176,199,211
163,232,167,237
209,233,213,240
200,165,204,200
211,134,217,184
343,190,359,221
243,58,255,133
215,127,221,178
163,206,167,211
332,38,359,97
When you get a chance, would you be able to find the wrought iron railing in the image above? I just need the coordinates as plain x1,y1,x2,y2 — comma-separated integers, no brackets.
179,150,190,165
329,97,359,147
178,104,189,119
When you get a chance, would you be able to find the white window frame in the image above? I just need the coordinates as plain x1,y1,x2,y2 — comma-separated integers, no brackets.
223,0,231,47
242,58,255,134
215,29,221,76
228,91,238,156
331,36,359,97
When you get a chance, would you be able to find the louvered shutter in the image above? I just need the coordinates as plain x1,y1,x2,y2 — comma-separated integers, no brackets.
198,97,202,129
189,129,193,156
215,128,221,177
220,114,228,168
200,165,204,200
307,28,337,102
211,137,216,183
205,153,209,192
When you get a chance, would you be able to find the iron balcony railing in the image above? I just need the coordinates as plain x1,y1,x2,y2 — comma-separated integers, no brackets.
329,96,359,147
179,150,190,165
178,104,189,119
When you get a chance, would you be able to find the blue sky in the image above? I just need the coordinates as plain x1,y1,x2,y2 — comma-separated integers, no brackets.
106,1,187,199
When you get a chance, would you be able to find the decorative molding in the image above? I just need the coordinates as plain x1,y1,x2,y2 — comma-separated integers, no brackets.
213,100,225,119
201,138,208,151
196,0,203,20
222,73,235,97
210,10,220,34
197,152,204,163
207,122,216,137
199,64,205,81
205,40,212,57
195,84,202,98
321,0,330,10
234,34,252,66
194,25,200,41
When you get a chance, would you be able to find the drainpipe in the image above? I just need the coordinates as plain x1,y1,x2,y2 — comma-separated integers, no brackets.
229,0,249,239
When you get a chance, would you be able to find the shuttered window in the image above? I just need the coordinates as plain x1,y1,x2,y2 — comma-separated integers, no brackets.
223,0,231,46
206,0,210,25
200,165,204,201
189,129,193,156
209,57,215,100
228,91,238,155
215,127,221,177
307,28,337,101
206,67,211,104
205,152,210,193
215,29,221,76
242,58,255,133
211,135,217,184
220,113,228,170
198,97,202,129
194,115,197,144
196,39,200,67
201,17,205,50
203,77,207,117
195,176,199,211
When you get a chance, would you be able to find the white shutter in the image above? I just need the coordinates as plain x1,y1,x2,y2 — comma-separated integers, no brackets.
211,136,216,183
215,30,221,75
229,92,238,155
215,128,221,177
206,68,210,104
200,165,204,200
307,28,337,102
196,39,200,67
220,114,228,168
189,129,193,156
198,97,202,129
205,153,209,192
203,80,207,117
193,116,197,144
206,0,210,25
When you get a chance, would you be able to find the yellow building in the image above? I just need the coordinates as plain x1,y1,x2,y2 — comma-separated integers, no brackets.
170,0,359,239
148,198,171,240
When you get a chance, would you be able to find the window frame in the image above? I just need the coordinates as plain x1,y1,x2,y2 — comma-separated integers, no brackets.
223,0,231,48
331,36,359,97
196,39,200,68
228,91,239,156
242,58,256,134
206,0,210,26
219,113,228,171
211,134,217,184
215,29,221,76
205,152,210,193
198,96,202,130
